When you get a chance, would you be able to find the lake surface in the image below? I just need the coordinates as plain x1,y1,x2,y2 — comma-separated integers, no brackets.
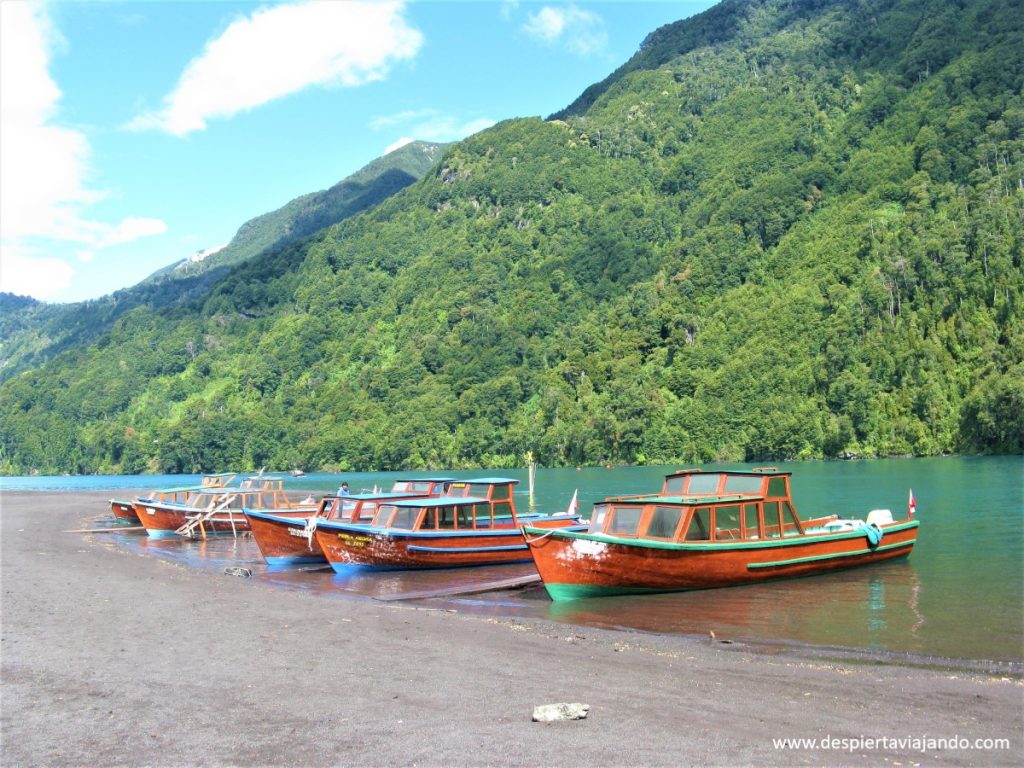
4,457,1022,668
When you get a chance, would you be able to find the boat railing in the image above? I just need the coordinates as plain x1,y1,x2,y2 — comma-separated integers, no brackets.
175,493,241,539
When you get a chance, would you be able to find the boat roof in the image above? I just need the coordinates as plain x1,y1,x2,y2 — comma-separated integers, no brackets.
665,467,791,478
394,476,458,482
450,477,519,485
385,496,491,508
343,491,432,501
145,484,211,494
611,494,763,506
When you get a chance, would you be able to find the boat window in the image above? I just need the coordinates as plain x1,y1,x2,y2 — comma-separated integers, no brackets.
390,506,421,530
608,506,643,536
409,481,434,492
687,474,722,494
448,482,469,496
589,503,610,533
437,505,456,529
724,475,763,494
355,501,376,521
743,503,761,539
489,485,511,502
467,483,493,499
781,501,802,537
763,502,782,538
645,506,683,539
372,505,398,527
767,477,788,498
457,505,475,529
419,507,436,530
714,504,741,540
391,481,413,492
663,475,685,495
685,508,712,541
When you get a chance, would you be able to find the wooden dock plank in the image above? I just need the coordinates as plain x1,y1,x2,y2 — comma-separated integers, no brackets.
374,573,541,601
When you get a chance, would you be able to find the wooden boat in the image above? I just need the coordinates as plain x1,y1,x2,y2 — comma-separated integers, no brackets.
109,499,140,522
523,467,920,601
314,478,586,571
245,477,455,565
109,473,237,524
133,475,317,539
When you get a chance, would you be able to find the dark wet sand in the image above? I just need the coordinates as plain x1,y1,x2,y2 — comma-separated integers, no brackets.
2,491,1020,767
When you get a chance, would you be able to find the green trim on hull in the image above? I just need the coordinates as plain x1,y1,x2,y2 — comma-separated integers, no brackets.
544,583,677,601
746,539,916,569
523,520,919,552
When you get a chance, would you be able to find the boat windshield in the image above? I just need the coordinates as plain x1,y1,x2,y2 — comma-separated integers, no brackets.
645,505,684,539
391,480,439,493
687,474,722,494
389,505,421,530
372,505,398,527
724,475,763,494
589,503,610,533
607,506,643,536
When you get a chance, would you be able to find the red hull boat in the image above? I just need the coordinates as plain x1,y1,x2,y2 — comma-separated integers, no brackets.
523,468,920,600
246,478,455,565
314,478,586,571
133,475,317,539
109,499,140,522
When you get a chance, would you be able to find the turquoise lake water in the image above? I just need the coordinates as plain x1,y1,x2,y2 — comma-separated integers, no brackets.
4,456,1021,667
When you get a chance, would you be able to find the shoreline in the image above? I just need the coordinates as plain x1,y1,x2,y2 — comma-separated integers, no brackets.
2,490,1021,767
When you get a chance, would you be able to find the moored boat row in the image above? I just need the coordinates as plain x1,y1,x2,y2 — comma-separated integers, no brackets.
110,468,919,602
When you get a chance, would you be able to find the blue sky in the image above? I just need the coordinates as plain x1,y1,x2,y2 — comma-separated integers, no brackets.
1,1,714,303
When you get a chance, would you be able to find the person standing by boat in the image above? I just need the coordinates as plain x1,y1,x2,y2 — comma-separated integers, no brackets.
337,482,350,497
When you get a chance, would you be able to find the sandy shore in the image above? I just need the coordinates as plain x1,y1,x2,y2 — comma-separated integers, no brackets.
1,491,1020,767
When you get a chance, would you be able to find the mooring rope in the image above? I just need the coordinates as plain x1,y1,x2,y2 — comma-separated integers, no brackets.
303,515,318,551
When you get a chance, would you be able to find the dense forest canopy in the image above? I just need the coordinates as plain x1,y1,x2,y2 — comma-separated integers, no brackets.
1,0,1021,475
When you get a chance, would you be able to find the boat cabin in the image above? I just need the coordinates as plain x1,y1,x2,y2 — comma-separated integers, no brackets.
593,469,804,542
389,477,456,494
445,478,518,519
200,472,239,488
143,476,308,512
367,479,521,531
319,491,435,523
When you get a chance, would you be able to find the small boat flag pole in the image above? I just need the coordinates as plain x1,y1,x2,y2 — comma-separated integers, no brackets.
566,489,579,517
526,451,537,505
908,488,916,518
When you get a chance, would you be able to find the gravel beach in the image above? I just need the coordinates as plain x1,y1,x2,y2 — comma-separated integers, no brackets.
2,490,1020,767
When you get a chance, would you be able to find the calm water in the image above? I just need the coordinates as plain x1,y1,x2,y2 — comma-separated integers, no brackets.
4,457,1022,667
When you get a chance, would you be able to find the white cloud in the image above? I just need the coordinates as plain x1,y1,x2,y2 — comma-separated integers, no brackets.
77,217,169,263
1,2,95,242
0,1,168,301
523,4,607,56
372,109,495,144
0,244,75,300
384,137,415,155
130,0,423,136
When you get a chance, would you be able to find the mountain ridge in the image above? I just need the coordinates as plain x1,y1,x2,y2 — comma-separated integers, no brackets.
0,141,446,382
1,0,1020,474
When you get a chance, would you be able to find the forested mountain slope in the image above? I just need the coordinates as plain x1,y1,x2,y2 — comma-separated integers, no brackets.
0,142,445,382
1,0,1020,474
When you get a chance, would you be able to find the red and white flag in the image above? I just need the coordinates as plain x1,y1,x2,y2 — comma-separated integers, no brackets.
566,489,579,517
908,488,916,518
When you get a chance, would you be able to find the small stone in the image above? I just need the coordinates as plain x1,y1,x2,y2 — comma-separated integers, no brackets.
223,566,252,578
532,703,590,722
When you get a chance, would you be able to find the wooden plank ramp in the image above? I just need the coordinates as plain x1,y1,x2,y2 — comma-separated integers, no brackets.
374,573,541,602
